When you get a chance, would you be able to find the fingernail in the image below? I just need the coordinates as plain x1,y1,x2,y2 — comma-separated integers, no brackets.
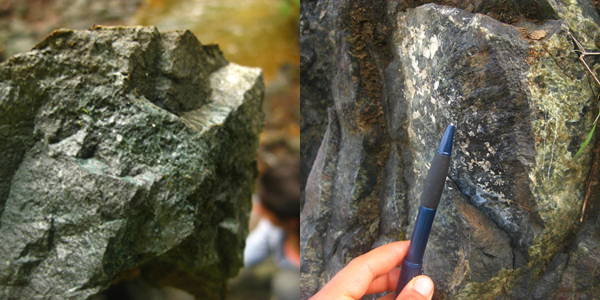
412,276,433,297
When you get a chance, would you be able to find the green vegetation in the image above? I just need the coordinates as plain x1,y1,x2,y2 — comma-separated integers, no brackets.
574,110,600,159
279,0,300,16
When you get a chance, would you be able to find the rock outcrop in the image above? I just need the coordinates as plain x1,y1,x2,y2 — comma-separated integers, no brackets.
301,1,600,299
0,26,264,299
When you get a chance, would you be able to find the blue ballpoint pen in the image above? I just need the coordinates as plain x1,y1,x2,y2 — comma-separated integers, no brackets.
395,124,454,297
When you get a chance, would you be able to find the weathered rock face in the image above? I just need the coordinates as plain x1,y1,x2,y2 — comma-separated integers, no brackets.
300,1,337,193
0,26,264,299
301,1,600,299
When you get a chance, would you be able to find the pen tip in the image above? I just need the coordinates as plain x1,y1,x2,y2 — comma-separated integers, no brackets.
437,124,454,156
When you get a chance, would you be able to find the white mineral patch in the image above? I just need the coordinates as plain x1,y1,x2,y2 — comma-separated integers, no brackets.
482,160,491,171
426,36,439,59
48,129,87,157
485,142,497,154
181,63,261,132
408,126,416,140
466,14,481,29
471,181,509,206
416,82,430,96
472,188,487,204
412,110,421,119
411,52,419,71
406,79,416,99
460,140,470,156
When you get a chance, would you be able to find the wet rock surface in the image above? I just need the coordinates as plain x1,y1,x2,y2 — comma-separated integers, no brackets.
0,26,264,299
301,1,600,299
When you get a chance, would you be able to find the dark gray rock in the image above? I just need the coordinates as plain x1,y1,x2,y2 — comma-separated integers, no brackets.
301,1,600,299
0,26,264,299
549,215,600,299
529,253,569,300
526,213,600,300
300,0,337,192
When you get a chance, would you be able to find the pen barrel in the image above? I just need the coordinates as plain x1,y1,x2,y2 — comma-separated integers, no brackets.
395,260,423,298
395,125,453,296
420,152,451,209
395,206,436,295
405,206,436,263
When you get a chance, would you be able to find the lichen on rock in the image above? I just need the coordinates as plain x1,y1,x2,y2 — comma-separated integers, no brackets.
0,26,263,299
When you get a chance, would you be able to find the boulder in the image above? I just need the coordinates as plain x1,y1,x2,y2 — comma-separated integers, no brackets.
0,26,264,299
301,1,600,299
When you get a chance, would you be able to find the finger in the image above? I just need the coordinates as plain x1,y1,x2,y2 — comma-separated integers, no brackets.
313,241,410,299
364,267,401,294
396,275,434,300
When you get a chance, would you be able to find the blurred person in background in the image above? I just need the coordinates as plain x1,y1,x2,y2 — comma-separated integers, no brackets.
244,157,300,300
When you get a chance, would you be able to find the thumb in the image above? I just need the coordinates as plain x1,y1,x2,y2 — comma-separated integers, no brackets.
396,275,434,300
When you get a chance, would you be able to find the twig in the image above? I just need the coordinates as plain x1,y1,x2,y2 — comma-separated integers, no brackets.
569,31,600,86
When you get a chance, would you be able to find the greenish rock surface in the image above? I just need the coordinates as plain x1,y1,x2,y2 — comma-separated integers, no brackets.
0,26,264,299
301,1,600,299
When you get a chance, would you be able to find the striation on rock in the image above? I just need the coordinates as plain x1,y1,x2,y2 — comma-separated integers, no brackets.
0,26,264,300
301,1,600,299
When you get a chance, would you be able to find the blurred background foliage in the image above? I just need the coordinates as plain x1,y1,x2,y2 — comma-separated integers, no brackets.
0,0,299,299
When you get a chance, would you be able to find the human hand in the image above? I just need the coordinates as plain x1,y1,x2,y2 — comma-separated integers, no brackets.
309,241,434,300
